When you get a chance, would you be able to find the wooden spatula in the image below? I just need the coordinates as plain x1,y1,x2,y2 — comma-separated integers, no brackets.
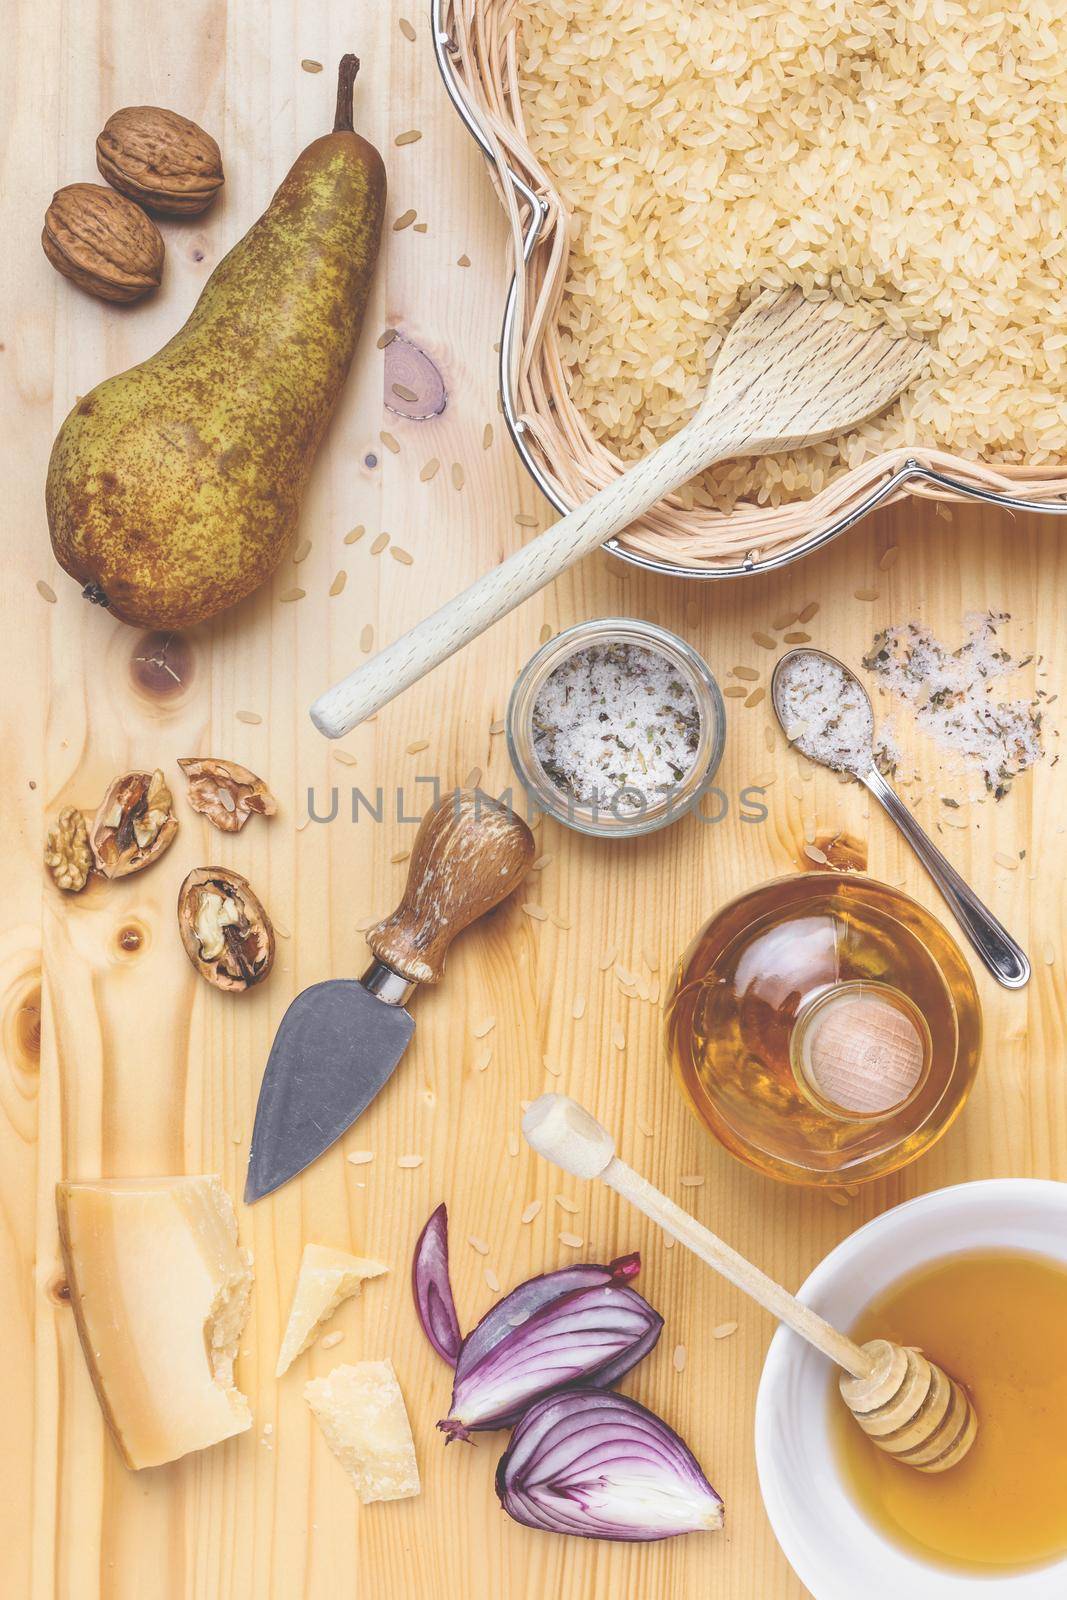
523,1093,977,1475
311,288,927,738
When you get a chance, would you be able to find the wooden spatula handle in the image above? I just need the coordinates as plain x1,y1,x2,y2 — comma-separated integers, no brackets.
366,790,535,985
310,418,717,739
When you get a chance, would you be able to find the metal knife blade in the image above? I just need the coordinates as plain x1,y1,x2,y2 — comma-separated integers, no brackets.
245,976,415,1203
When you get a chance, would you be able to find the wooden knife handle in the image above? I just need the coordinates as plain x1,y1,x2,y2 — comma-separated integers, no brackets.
366,790,535,985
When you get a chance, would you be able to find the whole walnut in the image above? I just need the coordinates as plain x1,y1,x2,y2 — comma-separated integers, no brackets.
42,183,164,303
97,106,224,216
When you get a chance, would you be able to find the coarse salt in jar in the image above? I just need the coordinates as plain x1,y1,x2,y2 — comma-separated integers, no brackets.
505,618,726,838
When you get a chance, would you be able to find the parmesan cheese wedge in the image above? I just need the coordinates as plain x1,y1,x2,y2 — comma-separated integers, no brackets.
275,1243,388,1377
56,1176,253,1470
304,1360,420,1503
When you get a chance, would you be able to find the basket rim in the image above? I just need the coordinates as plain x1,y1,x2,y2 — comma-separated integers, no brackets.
432,0,1067,579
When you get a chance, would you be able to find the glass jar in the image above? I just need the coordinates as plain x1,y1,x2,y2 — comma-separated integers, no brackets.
665,873,982,1186
506,618,726,839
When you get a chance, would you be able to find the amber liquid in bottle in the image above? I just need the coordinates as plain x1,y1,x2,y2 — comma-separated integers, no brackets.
833,1250,1067,1571
666,875,981,1186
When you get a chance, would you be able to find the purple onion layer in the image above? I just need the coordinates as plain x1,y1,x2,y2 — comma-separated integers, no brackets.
412,1202,462,1366
496,1389,724,1542
439,1256,661,1440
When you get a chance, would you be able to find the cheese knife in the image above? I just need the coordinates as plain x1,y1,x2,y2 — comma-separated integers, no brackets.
245,790,535,1202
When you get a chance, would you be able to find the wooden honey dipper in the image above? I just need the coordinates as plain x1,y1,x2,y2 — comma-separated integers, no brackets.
523,1094,977,1474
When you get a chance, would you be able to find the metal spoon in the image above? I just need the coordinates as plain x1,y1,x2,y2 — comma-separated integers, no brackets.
771,647,1030,990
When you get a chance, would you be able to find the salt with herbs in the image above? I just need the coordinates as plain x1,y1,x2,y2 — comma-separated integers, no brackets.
863,612,1044,799
774,652,874,775
532,642,701,813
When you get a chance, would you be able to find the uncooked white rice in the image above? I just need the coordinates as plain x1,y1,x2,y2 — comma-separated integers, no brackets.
517,0,1067,509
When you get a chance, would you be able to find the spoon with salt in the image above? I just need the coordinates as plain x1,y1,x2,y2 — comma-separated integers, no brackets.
771,647,1030,989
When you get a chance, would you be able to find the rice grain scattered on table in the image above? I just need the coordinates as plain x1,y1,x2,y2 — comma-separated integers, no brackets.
517,0,1067,509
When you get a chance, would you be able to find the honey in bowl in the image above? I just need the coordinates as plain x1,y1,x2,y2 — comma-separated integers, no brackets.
833,1249,1067,1572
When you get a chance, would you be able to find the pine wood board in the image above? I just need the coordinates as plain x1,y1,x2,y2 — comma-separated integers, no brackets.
2,3,1065,1597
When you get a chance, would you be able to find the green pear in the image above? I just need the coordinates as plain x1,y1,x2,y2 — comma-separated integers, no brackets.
46,55,385,629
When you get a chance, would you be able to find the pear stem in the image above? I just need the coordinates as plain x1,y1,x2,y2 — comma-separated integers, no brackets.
334,54,360,133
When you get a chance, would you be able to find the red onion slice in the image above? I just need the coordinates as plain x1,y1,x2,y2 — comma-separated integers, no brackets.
383,334,447,420
459,1253,640,1374
412,1202,462,1365
439,1273,662,1440
496,1390,724,1542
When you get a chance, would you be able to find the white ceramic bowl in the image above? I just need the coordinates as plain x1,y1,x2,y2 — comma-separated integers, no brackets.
755,1180,1067,1600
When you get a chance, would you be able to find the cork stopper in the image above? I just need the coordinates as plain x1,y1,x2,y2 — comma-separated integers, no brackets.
793,983,928,1118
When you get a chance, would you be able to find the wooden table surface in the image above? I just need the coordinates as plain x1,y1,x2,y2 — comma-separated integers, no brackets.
4,3,1065,1597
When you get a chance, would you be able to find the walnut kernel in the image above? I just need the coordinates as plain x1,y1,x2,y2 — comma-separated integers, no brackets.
44,807,92,892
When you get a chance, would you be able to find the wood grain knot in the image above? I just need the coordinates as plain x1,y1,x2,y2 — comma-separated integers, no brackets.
803,830,868,874
129,631,195,700
45,1274,71,1306
5,977,41,1072
115,923,146,956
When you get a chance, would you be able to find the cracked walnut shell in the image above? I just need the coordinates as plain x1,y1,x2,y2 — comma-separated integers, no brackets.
90,769,178,879
45,807,92,892
96,106,224,217
178,868,275,993
178,757,277,833
42,183,164,303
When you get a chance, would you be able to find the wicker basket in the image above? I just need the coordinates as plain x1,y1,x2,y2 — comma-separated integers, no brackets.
432,0,1067,578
